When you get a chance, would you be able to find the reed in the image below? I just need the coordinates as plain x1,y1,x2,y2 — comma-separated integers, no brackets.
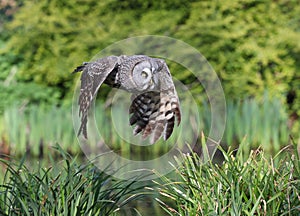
0,144,146,215
224,95,289,153
0,143,299,215
154,142,300,215
0,95,292,158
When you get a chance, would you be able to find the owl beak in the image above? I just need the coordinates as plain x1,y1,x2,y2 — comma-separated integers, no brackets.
148,78,156,90
150,78,153,85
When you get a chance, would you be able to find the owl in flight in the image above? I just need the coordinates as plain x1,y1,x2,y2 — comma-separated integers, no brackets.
73,55,181,144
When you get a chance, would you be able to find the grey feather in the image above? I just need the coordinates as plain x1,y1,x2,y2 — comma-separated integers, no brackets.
73,55,181,143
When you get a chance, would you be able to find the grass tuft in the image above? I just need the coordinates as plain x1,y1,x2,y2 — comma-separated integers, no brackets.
154,142,300,215
0,144,145,216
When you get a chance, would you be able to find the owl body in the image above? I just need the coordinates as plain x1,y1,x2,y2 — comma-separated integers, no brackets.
73,55,181,144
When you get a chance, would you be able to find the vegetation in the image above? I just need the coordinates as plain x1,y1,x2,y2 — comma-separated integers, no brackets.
155,142,300,215
0,95,290,157
1,143,299,215
0,145,146,215
0,0,299,116
0,1,299,215
0,0,299,152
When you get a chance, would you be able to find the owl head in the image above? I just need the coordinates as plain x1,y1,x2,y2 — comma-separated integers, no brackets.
132,59,161,91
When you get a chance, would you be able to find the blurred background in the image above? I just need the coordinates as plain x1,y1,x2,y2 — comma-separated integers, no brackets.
0,0,299,159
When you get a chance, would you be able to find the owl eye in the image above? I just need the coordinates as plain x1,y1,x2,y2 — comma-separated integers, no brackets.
141,68,151,79
141,71,148,78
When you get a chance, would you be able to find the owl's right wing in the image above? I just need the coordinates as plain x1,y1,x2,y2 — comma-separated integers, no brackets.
149,61,181,144
129,60,181,144
129,89,181,144
73,56,119,138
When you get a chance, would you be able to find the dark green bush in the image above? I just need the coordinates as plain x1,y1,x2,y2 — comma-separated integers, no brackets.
1,0,299,115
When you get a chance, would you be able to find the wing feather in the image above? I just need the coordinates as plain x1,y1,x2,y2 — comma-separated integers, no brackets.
128,60,181,144
74,56,119,138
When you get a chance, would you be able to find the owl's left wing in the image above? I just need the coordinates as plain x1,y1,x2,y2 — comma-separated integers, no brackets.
73,56,119,138
129,60,181,144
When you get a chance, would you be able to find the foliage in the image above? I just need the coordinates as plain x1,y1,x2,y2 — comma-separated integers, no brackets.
174,0,300,115
0,0,22,26
0,82,60,114
0,145,145,215
155,143,300,215
0,34,60,113
1,0,299,117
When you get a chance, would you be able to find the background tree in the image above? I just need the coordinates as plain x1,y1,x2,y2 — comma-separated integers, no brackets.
1,0,299,120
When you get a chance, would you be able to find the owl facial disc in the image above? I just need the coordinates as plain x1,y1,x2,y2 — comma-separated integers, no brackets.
132,61,155,91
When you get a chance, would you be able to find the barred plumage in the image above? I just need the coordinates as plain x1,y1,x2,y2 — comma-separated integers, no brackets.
73,55,181,144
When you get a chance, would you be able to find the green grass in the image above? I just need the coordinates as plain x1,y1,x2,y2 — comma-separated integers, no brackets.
224,95,290,154
0,144,146,216
1,142,299,215
0,96,294,157
154,141,300,215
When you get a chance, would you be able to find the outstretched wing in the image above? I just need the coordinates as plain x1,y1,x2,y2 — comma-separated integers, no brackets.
152,89,181,143
73,56,119,138
129,61,181,144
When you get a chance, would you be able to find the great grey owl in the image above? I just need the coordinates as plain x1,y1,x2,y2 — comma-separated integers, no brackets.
73,55,181,144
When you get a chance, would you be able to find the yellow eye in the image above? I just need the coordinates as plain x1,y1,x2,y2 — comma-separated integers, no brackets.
141,71,148,78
